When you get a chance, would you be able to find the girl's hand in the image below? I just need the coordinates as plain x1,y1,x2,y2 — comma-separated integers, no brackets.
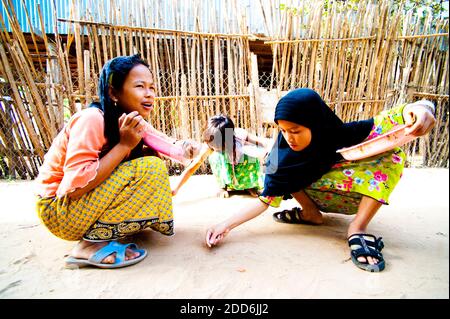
403,101,436,136
205,224,230,247
180,140,201,159
118,111,146,149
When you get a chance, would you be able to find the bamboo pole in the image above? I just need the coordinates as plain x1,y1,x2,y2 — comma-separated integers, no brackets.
2,100,36,177
180,74,189,138
0,10,12,44
2,0,35,75
91,25,102,73
8,42,55,146
84,50,91,106
0,43,45,158
0,106,20,177
120,27,127,56
397,32,449,40
265,35,376,44
74,12,85,96
19,0,43,70
58,18,253,39
213,36,220,114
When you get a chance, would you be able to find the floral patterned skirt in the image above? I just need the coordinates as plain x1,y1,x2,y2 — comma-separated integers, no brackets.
304,148,405,214
208,152,264,191
36,156,174,241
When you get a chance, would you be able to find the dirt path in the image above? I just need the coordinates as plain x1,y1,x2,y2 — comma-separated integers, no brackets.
0,168,448,298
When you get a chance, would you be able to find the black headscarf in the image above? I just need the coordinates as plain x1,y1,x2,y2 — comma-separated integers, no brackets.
261,88,374,197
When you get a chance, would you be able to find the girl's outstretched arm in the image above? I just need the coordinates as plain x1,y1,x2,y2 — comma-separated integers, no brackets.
141,123,201,162
244,130,276,159
245,131,267,147
205,199,269,247
171,144,213,196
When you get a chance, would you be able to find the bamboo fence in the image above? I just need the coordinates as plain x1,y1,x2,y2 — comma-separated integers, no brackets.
0,0,448,179
0,0,259,178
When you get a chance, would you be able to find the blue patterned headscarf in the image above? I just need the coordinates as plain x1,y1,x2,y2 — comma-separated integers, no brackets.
261,88,374,197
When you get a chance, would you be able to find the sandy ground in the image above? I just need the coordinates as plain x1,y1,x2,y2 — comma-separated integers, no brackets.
0,168,448,299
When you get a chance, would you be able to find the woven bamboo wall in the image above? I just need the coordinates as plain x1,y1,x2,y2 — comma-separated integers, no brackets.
0,0,448,179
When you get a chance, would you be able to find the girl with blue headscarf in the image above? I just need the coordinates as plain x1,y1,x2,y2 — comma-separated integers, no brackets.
35,54,199,269
205,88,436,272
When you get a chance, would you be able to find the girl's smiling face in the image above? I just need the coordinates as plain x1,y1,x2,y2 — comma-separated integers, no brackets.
111,64,156,118
277,119,312,151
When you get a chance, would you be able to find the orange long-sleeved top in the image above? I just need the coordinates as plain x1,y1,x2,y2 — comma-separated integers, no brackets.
35,107,108,198
36,106,182,198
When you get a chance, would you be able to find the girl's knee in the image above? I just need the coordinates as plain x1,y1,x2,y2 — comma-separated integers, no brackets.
142,156,167,171
135,156,170,180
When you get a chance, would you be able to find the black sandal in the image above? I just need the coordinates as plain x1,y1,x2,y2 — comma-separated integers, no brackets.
348,233,385,272
272,207,317,225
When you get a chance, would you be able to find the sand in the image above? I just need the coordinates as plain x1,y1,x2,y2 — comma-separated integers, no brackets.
0,168,448,299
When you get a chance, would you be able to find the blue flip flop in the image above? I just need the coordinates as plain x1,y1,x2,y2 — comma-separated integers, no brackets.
65,241,147,269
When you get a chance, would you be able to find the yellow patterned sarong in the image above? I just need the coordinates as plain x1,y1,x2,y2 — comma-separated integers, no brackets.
36,156,174,241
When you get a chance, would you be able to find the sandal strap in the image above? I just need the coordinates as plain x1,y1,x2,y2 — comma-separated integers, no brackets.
89,241,127,264
348,234,384,260
351,246,383,260
348,233,384,251
276,207,302,222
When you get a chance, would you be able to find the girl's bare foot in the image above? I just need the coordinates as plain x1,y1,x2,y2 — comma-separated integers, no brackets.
291,191,323,224
247,188,260,197
70,240,140,264
298,207,323,225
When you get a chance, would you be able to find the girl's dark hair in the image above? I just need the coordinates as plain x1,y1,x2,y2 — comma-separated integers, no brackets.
91,54,150,148
202,114,236,160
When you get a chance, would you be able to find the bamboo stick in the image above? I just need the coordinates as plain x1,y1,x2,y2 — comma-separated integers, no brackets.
99,25,108,65
58,18,252,39
3,100,35,177
120,27,127,56
0,106,20,177
3,0,35,75
20,0,44,70
0,43,45,158
91,25,102,73
180,74,189,138
74,11,85,96
84,50,91,105
0,10,12,44
265,35,376,44
8,42,55,145
213,36,220,114
412,92,449,99
397,32,449,40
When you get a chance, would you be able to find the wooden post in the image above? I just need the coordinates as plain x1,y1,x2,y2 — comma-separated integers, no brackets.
84,50,91,107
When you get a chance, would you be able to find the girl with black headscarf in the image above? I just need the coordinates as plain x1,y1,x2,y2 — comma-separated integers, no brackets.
205,88,436,272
